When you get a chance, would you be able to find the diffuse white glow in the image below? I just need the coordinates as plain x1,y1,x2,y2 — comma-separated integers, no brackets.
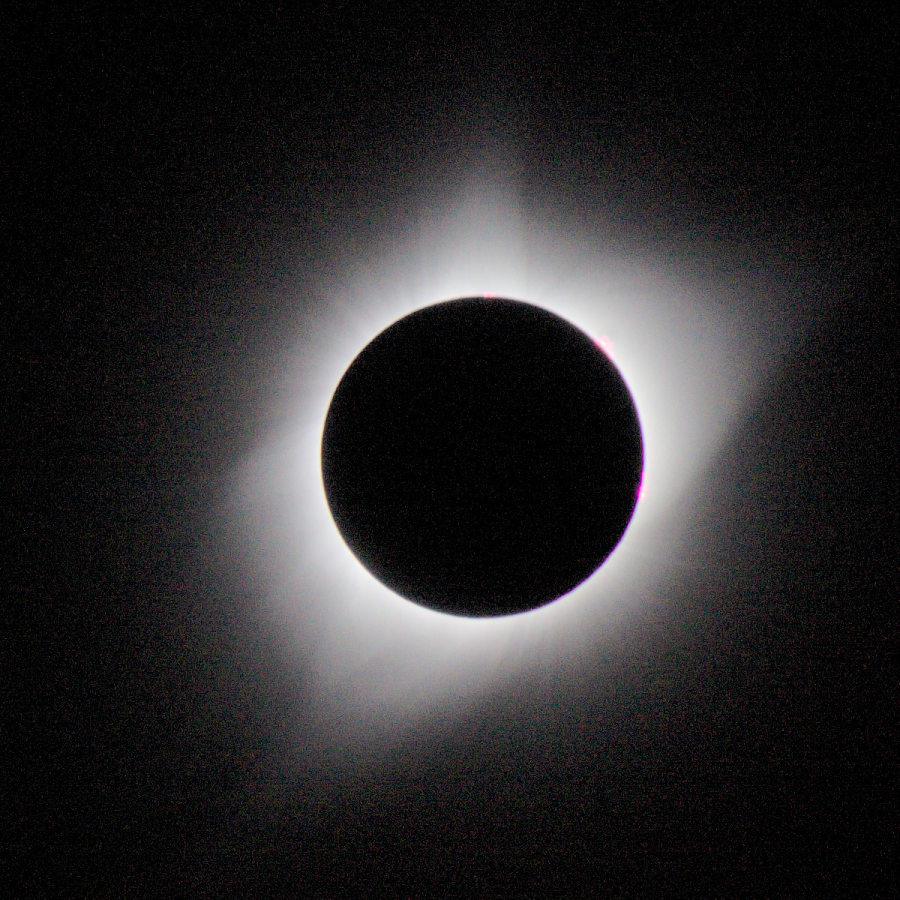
230,173,797,764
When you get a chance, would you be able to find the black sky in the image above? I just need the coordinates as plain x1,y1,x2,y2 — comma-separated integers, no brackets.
9,4,896,895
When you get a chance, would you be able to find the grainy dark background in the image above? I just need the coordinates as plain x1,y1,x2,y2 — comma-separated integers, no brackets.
9,4,895,895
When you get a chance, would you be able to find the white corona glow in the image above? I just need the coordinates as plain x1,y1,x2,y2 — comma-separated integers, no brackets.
230,172,799,763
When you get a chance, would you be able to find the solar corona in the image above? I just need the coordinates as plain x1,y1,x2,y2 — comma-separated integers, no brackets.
234,182,785,742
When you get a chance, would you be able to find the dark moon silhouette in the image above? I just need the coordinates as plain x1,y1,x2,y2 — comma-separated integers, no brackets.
321,297,643,617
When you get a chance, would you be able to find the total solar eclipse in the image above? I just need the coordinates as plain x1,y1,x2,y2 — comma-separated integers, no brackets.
321,296,643,617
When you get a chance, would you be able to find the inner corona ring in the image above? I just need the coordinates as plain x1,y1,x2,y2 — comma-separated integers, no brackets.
321,296,643,617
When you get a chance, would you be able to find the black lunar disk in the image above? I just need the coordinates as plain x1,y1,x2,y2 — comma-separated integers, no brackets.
321,297,643,617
